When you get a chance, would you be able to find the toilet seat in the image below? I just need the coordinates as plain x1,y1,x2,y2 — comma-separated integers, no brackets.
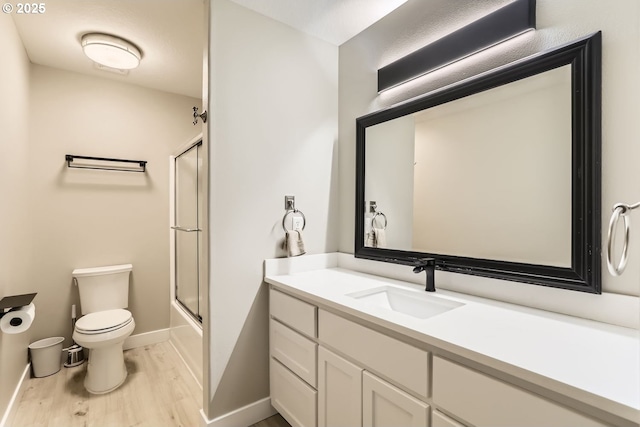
75,309,133,335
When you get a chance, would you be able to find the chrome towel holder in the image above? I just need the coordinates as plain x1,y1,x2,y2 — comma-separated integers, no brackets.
368,201,387,230
372,211,387,230
607,201,640,276
282,195,306,232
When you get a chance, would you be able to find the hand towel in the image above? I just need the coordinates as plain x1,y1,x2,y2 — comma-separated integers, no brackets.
373,227,386,248
365,231,376,247
285,230,306,257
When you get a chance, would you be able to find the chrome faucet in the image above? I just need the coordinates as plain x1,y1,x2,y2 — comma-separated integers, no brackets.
412,258,436,292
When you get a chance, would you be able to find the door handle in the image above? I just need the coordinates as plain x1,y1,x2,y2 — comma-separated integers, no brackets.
171,226,201,232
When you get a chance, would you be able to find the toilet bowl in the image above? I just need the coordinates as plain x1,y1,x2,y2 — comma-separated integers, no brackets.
73,309,135,394
72,264,134,394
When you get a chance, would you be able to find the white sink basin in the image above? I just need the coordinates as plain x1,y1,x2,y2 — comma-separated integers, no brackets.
347,286,464,319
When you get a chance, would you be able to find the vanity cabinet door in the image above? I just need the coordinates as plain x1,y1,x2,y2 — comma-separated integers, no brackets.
319,309,429,399
318,346,363,427
363,371,429,427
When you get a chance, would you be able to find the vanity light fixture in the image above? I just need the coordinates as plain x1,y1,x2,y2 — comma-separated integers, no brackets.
377,0,536,92
81,33,142,70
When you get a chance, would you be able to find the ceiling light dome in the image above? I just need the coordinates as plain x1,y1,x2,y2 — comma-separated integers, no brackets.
81,33,141,70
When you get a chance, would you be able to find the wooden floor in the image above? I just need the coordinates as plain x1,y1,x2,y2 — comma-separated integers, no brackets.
8,341,291,427
9,341,202,427
251,413,291,427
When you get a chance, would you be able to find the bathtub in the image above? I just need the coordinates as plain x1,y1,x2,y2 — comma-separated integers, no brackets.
169,300,203,388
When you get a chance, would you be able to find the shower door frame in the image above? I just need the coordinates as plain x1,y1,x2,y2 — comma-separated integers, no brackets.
170,134,205,324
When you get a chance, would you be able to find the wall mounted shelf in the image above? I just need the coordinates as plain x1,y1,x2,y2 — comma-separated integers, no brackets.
65,154,147,172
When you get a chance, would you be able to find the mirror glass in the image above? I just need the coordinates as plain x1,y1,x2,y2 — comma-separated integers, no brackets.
355,33,601,293
364,66,572,267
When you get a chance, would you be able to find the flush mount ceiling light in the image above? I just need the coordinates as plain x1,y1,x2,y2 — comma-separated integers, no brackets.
81,33,141,70
378,0,536,92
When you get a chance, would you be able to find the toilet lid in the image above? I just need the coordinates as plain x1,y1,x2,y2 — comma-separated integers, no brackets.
75,309,132,334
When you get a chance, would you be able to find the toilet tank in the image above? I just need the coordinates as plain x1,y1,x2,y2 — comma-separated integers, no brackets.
72,264,132,314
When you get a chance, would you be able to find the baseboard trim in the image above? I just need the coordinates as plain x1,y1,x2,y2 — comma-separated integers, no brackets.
123,328,170,350
0,363,30,427
200,397,276,427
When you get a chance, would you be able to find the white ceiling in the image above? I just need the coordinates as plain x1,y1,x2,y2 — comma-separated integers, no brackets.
230,0,408,46
12,0,205,99
11,0,407,99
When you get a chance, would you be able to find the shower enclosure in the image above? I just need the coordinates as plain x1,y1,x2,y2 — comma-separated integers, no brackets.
169,136,204,387
172,139,203,321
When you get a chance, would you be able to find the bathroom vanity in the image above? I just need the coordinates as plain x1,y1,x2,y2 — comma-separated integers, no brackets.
265,256,639,427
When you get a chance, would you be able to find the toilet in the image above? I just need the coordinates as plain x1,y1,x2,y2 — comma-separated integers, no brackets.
72,264,135,394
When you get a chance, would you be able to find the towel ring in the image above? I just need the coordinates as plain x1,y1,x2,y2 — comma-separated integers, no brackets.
282,209,306,232
607,201,640,276
372,211,387,230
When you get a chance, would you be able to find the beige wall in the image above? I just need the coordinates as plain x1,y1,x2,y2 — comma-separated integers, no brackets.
0,13,32,419
27,65,200,345
339,0,640,297
208,0,338,418
412,66,572,266
365,115,415,249
1,13,200,420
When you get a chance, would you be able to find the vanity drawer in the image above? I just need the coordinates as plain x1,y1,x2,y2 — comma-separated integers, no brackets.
318,309,429,399
270,289,317,338
271,357,317,427
432,410,466,427
270,319,317,387
432,356,609,427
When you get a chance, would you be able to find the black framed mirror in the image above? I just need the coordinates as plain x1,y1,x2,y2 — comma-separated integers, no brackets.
355,32,601,293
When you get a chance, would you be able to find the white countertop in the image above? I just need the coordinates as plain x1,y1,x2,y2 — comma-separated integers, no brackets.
265,265,640,424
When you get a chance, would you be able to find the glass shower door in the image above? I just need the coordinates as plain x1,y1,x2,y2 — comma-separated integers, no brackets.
174,142,202,321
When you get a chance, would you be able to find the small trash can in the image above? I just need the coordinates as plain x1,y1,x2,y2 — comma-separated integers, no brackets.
29,337,64,378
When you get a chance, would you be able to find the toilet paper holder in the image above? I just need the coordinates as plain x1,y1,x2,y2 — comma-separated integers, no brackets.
0,293,37,319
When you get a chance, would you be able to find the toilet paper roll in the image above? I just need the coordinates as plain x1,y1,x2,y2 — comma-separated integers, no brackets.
1,303,35,334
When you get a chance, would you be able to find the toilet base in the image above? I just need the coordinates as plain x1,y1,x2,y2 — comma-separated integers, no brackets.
73,315,135,394
84,344,128,394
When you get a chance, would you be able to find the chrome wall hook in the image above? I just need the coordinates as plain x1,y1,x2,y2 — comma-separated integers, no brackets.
193,106,208,125
285,195,296,211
